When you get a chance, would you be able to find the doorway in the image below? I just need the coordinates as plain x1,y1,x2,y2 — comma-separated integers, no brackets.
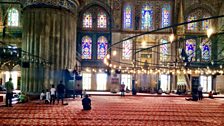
160,74,170,91
96,73,107,90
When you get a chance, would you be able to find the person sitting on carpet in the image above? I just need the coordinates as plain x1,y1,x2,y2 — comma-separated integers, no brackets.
208,91,214,99
82,95,91,110
18,92,27,103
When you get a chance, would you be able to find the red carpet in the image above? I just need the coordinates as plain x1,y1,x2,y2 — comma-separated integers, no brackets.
0,96,224,126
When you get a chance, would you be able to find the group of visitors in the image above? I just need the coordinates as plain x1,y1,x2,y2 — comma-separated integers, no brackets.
39,80,91,110
40,81,65,105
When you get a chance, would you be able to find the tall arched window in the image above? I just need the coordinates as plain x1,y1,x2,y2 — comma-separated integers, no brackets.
97,11,107,28
201,38,211,61
123,4,133,30
187,15,197,30
83,12,92,28
8,8,19,26
202,16,210,30
122,40,132,60
141,4,153,30
161,4,171,28
97,36,108,59
82,36,92,59
160,39,168,62
186,39,196,61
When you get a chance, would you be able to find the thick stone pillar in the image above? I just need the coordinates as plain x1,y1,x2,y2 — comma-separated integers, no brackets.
22,1,78,95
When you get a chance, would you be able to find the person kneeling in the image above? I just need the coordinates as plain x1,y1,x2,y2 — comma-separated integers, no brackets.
82,95,91,110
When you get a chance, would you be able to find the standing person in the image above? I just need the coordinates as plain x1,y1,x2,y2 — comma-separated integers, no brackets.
120,82,125,96
82,95,91,110
45,89,50,104
5,78,14,107
50,85,56,104
198,85,203,100
57,81,65,105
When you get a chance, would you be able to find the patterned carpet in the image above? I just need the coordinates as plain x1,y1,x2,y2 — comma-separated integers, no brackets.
0,96,224,126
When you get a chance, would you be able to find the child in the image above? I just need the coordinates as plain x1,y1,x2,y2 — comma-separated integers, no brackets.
40,90,45,103
45,89,50,104
50,85,56,104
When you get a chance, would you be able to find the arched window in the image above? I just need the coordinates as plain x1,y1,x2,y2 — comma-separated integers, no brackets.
97,11,107,28
123,4,133,29
160,39,168,62
83,12,92,28
186,39,196,61
201,38,211,61
187,15,197,30
8,8,19,26
141,4,153,30
82,36,92,59
97,36,108,59
202,16,210,30
122,40,132,60
161,4,171,28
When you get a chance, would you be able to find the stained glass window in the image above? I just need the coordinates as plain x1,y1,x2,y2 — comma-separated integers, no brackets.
97,36,108,59
83,12,92,28
141,4,153,30
122,40,132,60
97,11,107,28
187,16,197,30
201,38,211,61
123,4,132,29
161,4,171,28
202,16,210,30
82,36,92,59
186,39,196,61
160,39,168,62
8,8,19,26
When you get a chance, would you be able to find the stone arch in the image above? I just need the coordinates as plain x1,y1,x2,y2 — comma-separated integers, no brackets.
12,64,21,71
78,2,113,29
185,3,216,18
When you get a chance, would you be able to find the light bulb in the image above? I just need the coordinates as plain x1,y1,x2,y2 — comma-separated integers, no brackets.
112,50,117,56
207,28,214,38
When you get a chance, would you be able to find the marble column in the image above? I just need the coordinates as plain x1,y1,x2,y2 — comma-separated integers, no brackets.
22,5,78,94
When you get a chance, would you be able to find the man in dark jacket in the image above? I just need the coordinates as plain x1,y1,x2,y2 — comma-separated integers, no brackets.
5,78,14,107
57,81,65,105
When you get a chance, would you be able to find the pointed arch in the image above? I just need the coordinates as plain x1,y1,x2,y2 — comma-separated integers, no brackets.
141,4,153,30
187,15,197,31
202,14,211,30
8,8,19,26
186,39,196,61
82,12,92,28
160,39,169,62
201,38,211,61
122,40,132,60
161,4,171,28
97,36,108,59
97,11,107,28
123,3,133,30
82,36,92,59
